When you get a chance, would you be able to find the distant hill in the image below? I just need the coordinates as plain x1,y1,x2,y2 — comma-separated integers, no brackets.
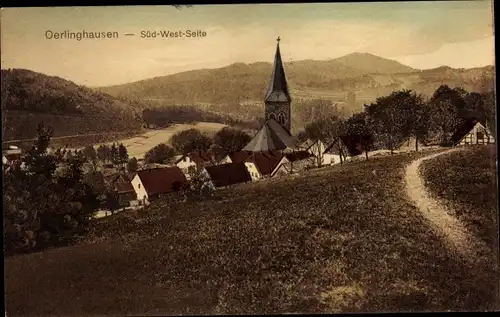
1,68,145,141
95,53,494,111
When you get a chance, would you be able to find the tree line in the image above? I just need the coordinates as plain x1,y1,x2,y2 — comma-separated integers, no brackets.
143,126,252,165
301,85,495,159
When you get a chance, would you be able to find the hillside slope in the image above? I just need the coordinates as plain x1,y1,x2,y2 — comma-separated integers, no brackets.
5,150,498,315
1,69,144,141
95,53,494,109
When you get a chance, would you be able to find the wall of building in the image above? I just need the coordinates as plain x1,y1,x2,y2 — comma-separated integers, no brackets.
131,175,149,205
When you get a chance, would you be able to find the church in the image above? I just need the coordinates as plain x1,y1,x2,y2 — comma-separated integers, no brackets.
243,37,299,152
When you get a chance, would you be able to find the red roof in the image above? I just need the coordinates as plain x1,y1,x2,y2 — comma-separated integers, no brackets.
136,167,187,196
188,151,212,165
204,162,251,188
229,151,253,163
246,150,285,176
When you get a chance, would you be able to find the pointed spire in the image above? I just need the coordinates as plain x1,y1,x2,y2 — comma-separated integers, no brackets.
265,37,291,103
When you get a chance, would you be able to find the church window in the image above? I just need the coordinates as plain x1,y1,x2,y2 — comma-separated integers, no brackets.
277,112,286,125
269,113,277,121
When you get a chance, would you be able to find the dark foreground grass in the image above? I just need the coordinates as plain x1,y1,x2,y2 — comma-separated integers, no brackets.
4,149,499,316
421,145,499,250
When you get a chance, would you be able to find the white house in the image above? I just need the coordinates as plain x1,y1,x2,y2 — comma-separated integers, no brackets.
130,166,187,205
175,151,212,178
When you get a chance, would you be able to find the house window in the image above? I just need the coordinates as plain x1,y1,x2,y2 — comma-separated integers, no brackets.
477,132,484,139
138,183,141,189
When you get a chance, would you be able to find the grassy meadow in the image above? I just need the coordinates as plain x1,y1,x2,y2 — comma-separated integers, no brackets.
420,145,499,252
4,149,499,316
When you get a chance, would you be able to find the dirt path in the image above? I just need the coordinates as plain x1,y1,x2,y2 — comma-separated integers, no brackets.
404,148,486,260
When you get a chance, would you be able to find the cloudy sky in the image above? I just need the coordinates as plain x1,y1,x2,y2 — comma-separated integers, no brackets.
1,2,495,87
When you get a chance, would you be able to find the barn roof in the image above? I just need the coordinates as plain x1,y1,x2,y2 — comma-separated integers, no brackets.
204,162,252,188
243,119,297,152
136,166,187,196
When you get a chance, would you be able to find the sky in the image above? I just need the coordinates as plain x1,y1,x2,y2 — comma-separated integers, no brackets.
0,1,495,87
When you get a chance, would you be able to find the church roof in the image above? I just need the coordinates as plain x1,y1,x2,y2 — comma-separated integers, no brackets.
243,119,297,152
265,38,292,103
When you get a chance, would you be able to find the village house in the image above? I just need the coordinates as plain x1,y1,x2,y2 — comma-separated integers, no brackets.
202,162,252,188
451,118,496,146
226,150,289,181
175,151,212,178
131,166,187,205
105,173,138,207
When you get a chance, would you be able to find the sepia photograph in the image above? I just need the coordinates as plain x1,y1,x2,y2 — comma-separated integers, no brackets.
2,2,498,315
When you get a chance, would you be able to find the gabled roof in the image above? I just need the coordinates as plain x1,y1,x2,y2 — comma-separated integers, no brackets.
451,118,491,145
136,166,187,196
106,173,135,194
396,136,425,150
204,162,252,188
246,150,285,176
243,119,297,152
228,151,253,163
265,39,292,103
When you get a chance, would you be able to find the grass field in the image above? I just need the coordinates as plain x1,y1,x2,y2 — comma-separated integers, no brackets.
420,145,499,252
4,149,499,316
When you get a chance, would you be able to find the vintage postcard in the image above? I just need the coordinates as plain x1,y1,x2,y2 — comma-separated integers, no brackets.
2,2,498,316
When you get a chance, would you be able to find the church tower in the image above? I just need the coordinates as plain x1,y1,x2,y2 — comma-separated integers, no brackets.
265,37,292,134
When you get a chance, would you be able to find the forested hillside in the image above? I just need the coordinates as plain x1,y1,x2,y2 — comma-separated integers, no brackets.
1,69,144,141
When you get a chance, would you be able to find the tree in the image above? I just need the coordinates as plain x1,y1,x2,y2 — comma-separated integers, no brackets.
428,85,465,144
170,128,212,155
127,157,138,172
96,145,110,163
109,143,119,164
207,144,226,163
118,143,129,164
400,92,431,151
82,145,97,162
213,127,251,156
144,143,176,164
343,112,374,160
3,122,100,255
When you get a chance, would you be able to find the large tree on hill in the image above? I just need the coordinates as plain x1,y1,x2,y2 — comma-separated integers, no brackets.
144,143,176,164
213,127,252,156
366,89,430,153
170,128,212,155
428,85,466,144
343,112,374,160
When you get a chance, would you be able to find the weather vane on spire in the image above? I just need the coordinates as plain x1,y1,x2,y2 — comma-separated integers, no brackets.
277,36,280,43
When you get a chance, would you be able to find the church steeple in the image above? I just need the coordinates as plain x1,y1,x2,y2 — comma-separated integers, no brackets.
264,37,292,134
265,37,291,103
